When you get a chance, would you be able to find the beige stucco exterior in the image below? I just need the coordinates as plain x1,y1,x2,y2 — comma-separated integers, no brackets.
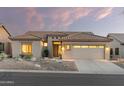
12,41,43,58
11,38,110,60
107,35,124,59
0,26,11,55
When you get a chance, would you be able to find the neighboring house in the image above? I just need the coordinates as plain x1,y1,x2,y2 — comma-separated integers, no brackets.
107,33,124,59
10,31,112,60
0,24,12,56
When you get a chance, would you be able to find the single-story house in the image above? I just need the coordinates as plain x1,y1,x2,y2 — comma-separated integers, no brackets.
107,33,124,59
0,24,12,56
9,31,112,60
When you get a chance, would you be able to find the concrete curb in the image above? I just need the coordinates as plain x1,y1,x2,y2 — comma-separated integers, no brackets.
0,69,124,75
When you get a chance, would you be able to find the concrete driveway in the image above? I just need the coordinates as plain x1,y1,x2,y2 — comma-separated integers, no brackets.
75,60,124,74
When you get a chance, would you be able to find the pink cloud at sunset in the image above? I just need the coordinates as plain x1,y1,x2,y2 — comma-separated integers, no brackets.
0,7,123,36
95,7,113,20
51,8,92,27
26,8,44,30
24,7,114,30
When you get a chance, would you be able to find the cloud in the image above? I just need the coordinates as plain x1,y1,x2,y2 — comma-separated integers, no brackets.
95,8,113,20
49,8,92,30
26,8,44,30
25,7,114,31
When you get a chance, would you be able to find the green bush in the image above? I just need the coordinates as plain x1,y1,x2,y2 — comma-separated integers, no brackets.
24,55,33,60
0,52,8,60
42,48,49,57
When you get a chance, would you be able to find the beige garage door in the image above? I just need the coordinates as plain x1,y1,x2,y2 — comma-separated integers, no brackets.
62,45,105,59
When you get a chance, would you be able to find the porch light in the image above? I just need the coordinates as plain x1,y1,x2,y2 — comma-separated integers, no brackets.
44,42,48,47
66,45,70,50
106,47,110,51
62,47,65,51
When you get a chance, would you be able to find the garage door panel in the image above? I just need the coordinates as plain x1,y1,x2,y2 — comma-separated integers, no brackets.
62,48,104,59
72,48,104,59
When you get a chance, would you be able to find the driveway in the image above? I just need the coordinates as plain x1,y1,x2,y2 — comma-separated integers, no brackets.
75,59,124,74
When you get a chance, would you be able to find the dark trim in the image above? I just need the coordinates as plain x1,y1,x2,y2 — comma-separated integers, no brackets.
1,25,11,36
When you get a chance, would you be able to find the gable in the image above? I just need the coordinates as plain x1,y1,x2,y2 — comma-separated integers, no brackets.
0,25,11,42
108,34,124,44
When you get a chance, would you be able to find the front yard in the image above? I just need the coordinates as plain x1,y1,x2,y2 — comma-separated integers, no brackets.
113,62,124,69
0,58,78,71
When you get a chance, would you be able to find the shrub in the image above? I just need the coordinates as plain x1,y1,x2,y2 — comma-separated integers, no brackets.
23,55,33,61
42,48,49,57
19,54,33,61
0,52,8,60
14,56,23,61
19,54,25,58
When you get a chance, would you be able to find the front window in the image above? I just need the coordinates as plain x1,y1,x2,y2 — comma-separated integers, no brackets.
0,43,4,53
21,43,32,55
73,45,104,48
115,48,119,55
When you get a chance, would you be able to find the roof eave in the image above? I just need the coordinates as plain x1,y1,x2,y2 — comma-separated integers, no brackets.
0,25,11,36
60,40,112,42
9,38,42,41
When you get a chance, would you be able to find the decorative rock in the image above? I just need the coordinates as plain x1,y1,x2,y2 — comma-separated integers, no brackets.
18,58,23,61
31,57,37,61
44,57,49,60
58,59,63,63
35,64,41,68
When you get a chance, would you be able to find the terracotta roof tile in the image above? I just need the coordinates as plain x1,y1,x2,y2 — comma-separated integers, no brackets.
9,34,41,41
10,31,111,42
61,32,112,42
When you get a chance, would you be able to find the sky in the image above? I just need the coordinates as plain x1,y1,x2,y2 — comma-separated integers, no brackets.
0,7,124,36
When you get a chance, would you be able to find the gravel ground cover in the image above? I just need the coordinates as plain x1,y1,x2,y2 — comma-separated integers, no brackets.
113,62,124,69
0,58,78,71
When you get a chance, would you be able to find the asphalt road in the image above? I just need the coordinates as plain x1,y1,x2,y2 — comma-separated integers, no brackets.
0,72,124,86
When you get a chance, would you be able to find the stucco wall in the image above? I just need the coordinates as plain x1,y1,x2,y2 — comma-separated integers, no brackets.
12,41,43,58
0,26,10,42
0,26,11,55
107,37,124,58
32,41,43,58
12,41,21,57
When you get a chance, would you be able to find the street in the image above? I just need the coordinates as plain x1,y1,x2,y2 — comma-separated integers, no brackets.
0,72,124,86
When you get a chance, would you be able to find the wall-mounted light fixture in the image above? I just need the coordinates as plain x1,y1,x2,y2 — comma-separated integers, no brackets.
44,42,48,47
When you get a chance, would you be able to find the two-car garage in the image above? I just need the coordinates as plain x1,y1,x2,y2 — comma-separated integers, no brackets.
61,32,111,60
62,45,105,59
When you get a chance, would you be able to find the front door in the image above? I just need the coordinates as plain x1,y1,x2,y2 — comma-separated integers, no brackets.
53,41,61,57
53,44,59,57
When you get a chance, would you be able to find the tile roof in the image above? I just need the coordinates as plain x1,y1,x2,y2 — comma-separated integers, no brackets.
10,31,111,42
9,34,41,41
61,32,112,42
